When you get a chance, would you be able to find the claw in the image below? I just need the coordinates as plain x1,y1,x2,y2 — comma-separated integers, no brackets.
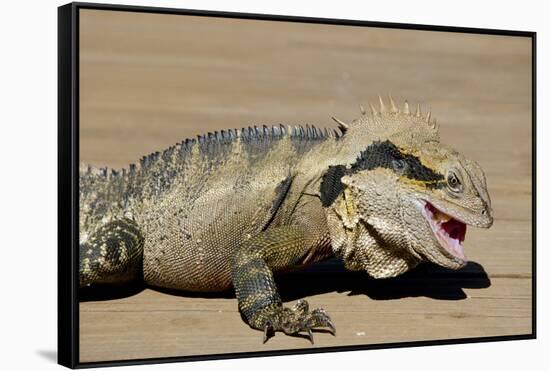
307,328,314,345
308,308,336,335
326,321,336,336
263,322,274,344
254,302,336,344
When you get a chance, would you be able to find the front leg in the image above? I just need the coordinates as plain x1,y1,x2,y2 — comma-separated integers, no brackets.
230,226,335,343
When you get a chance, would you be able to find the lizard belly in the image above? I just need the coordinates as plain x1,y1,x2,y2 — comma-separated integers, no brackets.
140,200,271,292
142,233,236,292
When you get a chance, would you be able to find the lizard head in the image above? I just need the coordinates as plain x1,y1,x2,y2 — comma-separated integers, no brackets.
321,98,493,278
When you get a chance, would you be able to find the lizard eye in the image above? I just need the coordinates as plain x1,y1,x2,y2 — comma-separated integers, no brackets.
392,159,407,174
447,170,463,193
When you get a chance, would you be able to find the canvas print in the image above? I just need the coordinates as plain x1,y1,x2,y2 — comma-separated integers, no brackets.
70,5,533,365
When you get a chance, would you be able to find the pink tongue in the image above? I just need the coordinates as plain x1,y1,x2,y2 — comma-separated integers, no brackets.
441,219,466,242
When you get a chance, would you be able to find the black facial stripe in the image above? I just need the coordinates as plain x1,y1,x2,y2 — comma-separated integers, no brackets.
320,140,444,207
351,140,444,183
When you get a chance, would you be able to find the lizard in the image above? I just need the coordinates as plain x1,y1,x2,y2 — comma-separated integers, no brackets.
79,96,493,343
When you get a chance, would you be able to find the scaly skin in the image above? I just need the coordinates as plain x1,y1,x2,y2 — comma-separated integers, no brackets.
79,97,493,343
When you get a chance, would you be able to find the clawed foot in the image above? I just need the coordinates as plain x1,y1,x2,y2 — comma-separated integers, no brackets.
251,300,336,344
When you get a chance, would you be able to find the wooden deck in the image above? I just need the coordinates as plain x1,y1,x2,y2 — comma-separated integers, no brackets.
78,9,533,363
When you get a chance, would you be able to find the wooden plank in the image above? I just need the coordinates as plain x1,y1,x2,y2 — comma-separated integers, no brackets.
80,277,531,362
78,9,533,363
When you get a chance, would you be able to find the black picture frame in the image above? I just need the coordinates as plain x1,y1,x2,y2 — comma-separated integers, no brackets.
58,2,537,368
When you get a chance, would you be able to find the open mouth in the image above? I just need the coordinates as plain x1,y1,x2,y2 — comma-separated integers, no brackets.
422,202,467,261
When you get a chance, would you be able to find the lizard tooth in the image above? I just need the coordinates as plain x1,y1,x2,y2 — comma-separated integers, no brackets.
434,210,451,223
359,104,366,115
425,111,431,123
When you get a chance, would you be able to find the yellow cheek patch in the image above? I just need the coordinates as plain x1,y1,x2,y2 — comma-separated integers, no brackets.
333,188,360,230
344,188,356,218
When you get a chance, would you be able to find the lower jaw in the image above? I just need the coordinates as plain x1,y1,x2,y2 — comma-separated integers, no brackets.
434,234,467,262
440,246,467,264
434,255,467,270
420,201,468,265
418,244,467,269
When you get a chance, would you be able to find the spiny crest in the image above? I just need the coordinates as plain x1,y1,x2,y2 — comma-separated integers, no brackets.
329,95,441,151
331,117,349,134
360,95,438,130
82,124,342,179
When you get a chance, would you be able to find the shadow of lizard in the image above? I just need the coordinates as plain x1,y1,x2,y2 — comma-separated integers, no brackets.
79,259,490,302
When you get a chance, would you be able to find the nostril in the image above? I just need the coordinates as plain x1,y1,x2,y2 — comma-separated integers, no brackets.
482,209,487,215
